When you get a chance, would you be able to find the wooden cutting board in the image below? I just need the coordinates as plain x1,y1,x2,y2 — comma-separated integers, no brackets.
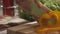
7,21,38,34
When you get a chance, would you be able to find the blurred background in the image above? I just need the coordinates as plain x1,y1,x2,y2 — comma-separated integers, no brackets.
0,0,60,34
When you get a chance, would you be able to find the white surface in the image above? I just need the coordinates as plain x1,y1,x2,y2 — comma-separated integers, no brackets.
0,16,27,24
26,21,37,24
0,16,13,24
9,17,27,23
